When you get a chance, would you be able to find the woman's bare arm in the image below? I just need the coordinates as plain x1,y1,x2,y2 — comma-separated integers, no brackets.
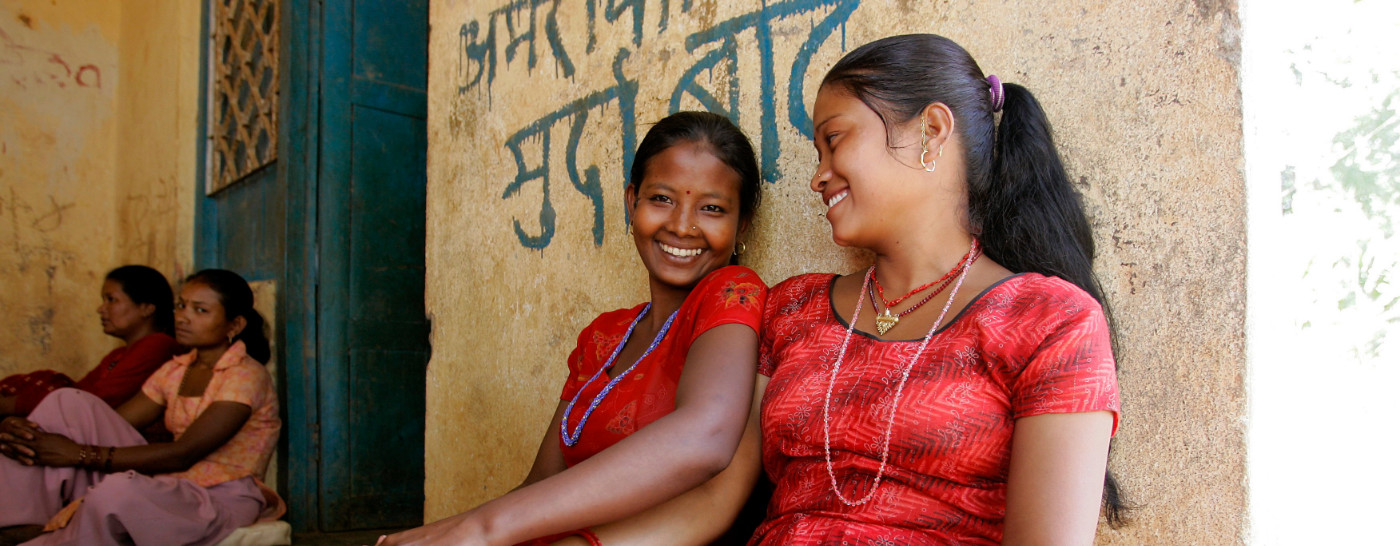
576,375,769,546
10,399,250,474
381,323,759,546
520,401,570,488
1002,411,1115,545
116,392,166,431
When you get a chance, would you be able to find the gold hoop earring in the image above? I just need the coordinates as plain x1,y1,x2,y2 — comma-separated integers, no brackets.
733,241,748,256
920,144,942,173
919,119,942,173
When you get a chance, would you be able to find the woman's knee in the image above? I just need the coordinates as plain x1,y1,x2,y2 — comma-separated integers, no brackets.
84,472,144,513
35,388,99,413
27,388,96,427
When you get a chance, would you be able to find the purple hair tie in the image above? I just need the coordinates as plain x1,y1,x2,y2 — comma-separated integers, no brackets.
987,74,1004,112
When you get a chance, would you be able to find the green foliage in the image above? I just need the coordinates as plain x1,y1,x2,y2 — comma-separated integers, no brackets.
1316,80,1400,358
1329,87,1400,237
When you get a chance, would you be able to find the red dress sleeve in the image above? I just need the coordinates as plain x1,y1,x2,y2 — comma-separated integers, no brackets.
685,265,765,344
1010,278,1121,434
75,332,181,408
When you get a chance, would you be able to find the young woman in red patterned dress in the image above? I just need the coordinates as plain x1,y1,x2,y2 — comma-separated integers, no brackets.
752,35,1123,544
381,112,768,546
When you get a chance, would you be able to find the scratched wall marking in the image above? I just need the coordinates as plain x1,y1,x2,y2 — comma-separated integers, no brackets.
456,0,859,250
0,27,104,90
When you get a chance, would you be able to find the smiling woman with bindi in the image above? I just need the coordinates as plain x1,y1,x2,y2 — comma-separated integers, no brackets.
380,112,769,546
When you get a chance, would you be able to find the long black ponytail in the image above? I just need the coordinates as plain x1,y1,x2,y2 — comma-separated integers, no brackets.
980,83,1108,318
824,34,1126,526
985,88,1126,523
185,269,271,365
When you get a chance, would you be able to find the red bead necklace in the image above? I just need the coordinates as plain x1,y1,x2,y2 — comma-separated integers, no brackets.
869,240,981,335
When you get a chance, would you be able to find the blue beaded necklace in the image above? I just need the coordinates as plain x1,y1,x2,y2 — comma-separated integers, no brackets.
561,303,680,447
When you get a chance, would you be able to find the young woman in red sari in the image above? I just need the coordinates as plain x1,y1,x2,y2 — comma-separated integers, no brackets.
753,35,1123,544
1,265,180,416
381,111,767,546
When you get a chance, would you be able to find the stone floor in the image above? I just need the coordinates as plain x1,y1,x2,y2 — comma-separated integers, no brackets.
291,529,408,546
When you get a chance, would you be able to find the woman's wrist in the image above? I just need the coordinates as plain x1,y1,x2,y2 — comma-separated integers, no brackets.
427,508,494,545
68,444,112,469
69,443,93,468
575,528,601,546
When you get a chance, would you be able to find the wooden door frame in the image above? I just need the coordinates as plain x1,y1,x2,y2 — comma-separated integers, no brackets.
279,0,323,532
194,0,324,532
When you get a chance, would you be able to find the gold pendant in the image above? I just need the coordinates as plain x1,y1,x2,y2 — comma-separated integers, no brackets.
874,309,899,336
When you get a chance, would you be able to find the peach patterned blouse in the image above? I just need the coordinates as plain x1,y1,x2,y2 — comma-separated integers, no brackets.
140,341,281,488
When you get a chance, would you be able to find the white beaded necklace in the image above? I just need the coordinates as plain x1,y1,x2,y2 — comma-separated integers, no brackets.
822,242,977,506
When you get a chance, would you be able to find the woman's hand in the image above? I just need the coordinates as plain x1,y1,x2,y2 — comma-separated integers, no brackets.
373,513,488,546
8,430,83,467
0,416,41,463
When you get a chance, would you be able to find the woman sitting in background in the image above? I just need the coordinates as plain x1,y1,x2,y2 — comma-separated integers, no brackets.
1,265,180,416
0,269,282,546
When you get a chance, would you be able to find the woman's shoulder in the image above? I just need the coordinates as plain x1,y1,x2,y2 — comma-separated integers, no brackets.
979,273,1104,322
695,265,766,291
215,353,279,407
127,331,181,354
767,272,837,305
683,265,768,321
137,331,179,347
581,303,650,333
223,354,274,382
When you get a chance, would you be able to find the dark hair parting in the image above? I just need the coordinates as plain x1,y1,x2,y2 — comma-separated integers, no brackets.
184,269,271,365
628,111,762,230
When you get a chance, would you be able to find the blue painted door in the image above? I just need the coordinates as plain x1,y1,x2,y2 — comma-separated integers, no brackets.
316,0,430,531
198,0,429,532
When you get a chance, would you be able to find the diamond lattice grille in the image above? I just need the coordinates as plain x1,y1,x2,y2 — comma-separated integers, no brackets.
207,0,278,194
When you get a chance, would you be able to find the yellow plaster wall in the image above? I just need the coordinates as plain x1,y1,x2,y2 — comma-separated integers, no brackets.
1,0,200,384
1,0,123,379
114,0,201,282
425,0,1246,543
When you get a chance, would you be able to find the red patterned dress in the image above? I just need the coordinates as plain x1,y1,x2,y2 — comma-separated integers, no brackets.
753,273,1119,545
558,265,767,466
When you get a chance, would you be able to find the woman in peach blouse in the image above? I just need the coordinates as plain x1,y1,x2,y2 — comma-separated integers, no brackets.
0,269,282,546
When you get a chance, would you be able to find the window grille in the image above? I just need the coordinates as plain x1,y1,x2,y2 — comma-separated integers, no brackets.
206,0,278,194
